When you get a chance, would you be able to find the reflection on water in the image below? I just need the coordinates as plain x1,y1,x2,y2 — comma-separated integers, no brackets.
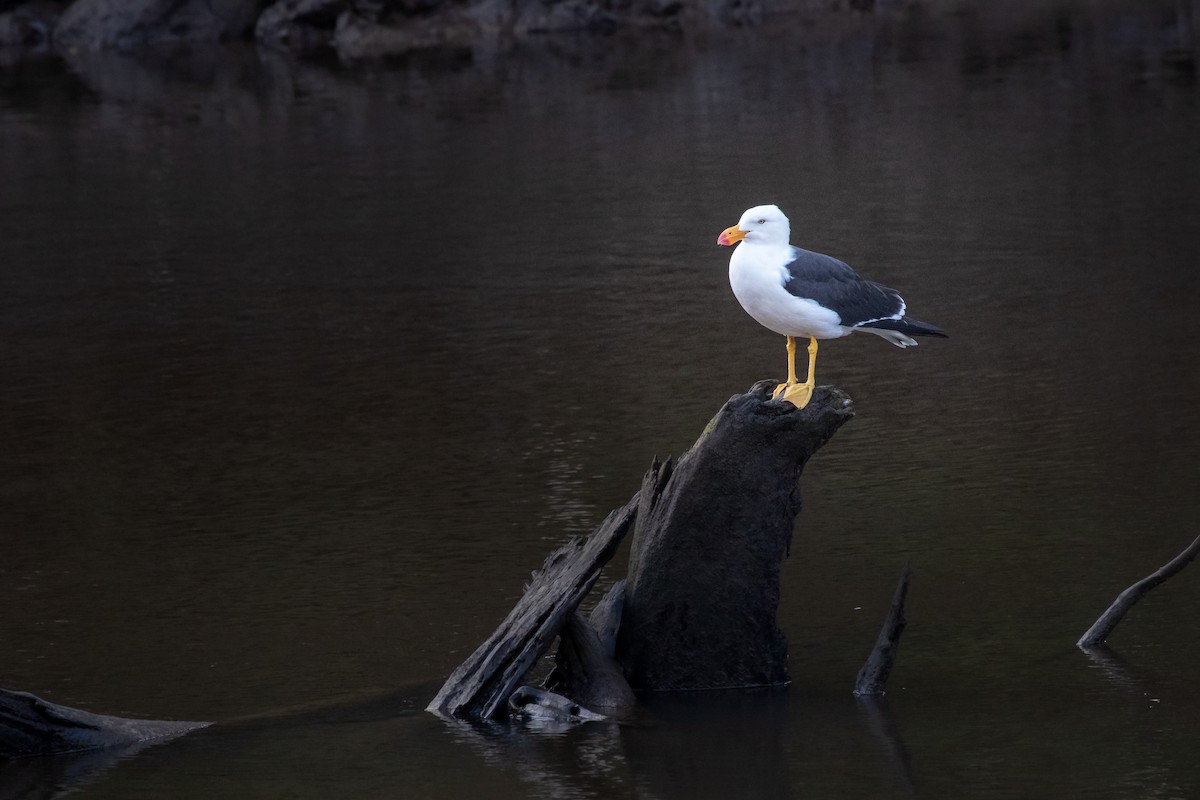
0,744,146,800
1,1,1199,797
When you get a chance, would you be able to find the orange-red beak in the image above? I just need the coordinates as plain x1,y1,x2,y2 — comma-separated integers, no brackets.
717,225,746,246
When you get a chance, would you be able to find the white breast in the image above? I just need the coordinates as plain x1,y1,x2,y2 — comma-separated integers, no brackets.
728,244,847,339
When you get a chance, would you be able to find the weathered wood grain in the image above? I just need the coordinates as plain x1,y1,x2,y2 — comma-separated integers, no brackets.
426,495,639,720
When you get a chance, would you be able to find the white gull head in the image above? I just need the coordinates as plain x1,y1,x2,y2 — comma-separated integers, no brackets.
735,204,791,247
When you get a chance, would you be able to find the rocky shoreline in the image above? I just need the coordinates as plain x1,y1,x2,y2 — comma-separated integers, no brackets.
0,0,860,59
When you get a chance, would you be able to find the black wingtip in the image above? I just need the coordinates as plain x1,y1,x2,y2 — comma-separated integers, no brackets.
858,317,947,338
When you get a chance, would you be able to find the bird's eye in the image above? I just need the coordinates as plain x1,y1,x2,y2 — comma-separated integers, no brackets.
757,219,766,224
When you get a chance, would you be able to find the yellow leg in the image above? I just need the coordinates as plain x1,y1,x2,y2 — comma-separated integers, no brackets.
772,336,817,409
773,337,797,398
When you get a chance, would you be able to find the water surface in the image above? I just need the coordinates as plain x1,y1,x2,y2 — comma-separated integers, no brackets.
1,3,1199,797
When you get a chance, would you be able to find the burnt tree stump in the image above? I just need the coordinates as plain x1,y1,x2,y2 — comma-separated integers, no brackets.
616,381,854,692
428,381,854,719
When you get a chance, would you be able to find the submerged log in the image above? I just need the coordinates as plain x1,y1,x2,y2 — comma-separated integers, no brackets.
0,687,208,759
854,565,912,696
616,381,854,692
426,496,640,720
1078,532,1200,649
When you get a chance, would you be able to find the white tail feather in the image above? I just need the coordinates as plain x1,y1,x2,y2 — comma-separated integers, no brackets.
857,327,918,348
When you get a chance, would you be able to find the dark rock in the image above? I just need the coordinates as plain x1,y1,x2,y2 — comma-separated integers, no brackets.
53,0,264,49
269,0,741,58
616,381,854,692
255,0,348,50
0,1,62,47
332,4,484,58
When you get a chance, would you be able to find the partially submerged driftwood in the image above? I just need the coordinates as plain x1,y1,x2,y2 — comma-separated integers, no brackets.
507,686,605,724
429,381,854,720
618,382,854,691
1078,532,1200,649
7,380,879,759
425,497,639,719
547,612,637,714
585,579,625,659
547,577,637,715
854,565,912,696
0,687,208,760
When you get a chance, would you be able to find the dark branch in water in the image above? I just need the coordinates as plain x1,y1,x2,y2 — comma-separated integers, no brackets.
854,565,911,697
1077,533,1200,649
0,687,207,759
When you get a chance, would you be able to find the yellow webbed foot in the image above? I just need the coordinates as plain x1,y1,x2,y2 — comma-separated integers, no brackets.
772,382,814,409
773,335,818,408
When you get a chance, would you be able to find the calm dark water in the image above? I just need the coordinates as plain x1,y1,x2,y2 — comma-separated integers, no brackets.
2,2,1199,797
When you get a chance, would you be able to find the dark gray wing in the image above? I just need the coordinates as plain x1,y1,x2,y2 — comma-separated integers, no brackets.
781,247,904,326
